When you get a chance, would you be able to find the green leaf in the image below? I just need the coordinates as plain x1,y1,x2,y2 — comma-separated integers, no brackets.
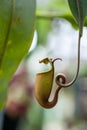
0,0,36,109
68,0,87,36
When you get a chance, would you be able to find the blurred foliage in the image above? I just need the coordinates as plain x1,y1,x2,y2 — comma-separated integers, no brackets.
37,0,70,13
36,0,76,45
36,0,87,46
36,19,51,45
19,102,44,130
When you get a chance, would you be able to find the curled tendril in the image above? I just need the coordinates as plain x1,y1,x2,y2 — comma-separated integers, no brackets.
55,30,81,88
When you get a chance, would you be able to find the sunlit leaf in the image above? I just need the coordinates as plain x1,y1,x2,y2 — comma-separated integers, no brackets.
0,0,36,109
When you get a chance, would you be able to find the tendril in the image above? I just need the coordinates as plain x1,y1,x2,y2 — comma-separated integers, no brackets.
55,30,81,88
52,58,62,63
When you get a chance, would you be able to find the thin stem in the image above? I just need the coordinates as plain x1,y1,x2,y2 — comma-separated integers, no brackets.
55,30,81,87
36,11,59,20
76,0,83,37
36,11,73,20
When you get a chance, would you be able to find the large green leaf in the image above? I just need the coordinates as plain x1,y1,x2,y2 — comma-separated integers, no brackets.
0,0,36,109
68,0,87,35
